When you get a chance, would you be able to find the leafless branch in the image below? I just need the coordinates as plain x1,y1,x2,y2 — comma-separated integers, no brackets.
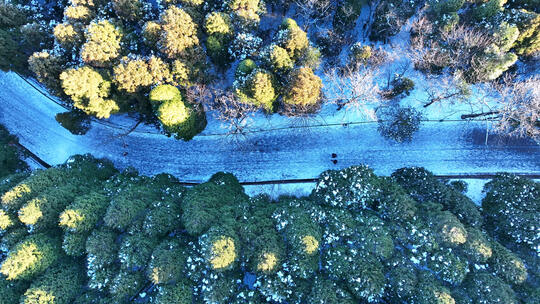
325,65,382,119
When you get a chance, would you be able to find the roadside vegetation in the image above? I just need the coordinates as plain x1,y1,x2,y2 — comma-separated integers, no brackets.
0,154,538,303
0,124,28,179
0,0,538,142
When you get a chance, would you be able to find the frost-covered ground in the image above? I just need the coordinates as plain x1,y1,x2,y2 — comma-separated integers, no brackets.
1,71,538,186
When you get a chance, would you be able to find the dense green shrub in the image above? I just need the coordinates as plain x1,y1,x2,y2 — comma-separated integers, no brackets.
349,42,372,65
235,59,257,77
471,0,506,21
429,0,465,16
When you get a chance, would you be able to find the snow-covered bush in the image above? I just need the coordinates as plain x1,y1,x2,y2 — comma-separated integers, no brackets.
228,32,262,60
377,106,422,143
482,173,539,255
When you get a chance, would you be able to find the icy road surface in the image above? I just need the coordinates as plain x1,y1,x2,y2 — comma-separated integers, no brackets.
1,71,539,182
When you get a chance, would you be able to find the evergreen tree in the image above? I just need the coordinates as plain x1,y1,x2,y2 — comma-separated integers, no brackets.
282,67,322,109
235,69,277,111
0,125,28,179
80,20,124,67
20,261,85,304
0,234,61,281
59,66,119,118
158,6,200,59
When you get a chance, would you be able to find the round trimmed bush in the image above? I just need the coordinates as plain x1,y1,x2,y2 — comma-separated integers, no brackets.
149,85,207,141
235,59,256,77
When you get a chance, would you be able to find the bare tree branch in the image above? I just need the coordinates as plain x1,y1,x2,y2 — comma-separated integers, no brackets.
325,65,382,119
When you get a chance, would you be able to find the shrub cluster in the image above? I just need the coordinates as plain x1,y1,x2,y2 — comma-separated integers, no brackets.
0,156,537,303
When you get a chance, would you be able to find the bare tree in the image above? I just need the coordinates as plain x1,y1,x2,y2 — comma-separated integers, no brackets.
207,88,257,141
409,24,494,78
293,0,333,29
423,72,471,108
460,75,540,142
493,75,540,141
410,15,434,50
325,65,382,119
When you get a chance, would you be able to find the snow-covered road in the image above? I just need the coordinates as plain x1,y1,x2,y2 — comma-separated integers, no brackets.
1,71,539,182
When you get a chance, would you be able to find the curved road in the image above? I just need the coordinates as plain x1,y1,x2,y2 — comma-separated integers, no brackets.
1,72,539,182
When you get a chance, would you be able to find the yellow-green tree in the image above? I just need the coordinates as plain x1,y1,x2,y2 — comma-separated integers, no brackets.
28,51,65,94
113,56,172,93
282,67,322,108
235,69,277,111
149,85,207,141
80,20,123,67
60,66,119,118
158,7,200,59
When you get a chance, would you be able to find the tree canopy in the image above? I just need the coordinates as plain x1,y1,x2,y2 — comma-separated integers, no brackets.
0,156,537,303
